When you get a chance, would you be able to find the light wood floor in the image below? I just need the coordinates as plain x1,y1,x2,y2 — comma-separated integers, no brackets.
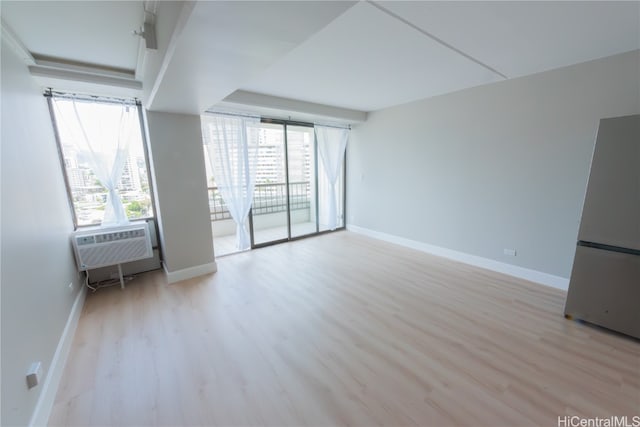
49,231,640,426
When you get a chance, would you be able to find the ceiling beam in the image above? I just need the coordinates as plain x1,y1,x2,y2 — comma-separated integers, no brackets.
32,55,135,78
29,65,142,90
145,0,196,110
221,90,367,123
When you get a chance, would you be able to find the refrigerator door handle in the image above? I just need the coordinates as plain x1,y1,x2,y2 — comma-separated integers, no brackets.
577,240,640,256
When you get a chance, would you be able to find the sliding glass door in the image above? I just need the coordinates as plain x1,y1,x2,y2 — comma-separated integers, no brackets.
204,116,346,256
250,120,319,246
251,122,288,245
286,125,317,238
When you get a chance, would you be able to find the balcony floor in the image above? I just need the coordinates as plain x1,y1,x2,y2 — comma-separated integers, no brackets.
212,221,317,257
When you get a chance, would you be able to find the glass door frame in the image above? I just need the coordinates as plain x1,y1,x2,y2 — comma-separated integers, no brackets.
248,118,347,249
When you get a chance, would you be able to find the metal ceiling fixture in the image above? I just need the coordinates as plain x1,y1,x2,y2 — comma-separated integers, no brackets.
133,7,157,50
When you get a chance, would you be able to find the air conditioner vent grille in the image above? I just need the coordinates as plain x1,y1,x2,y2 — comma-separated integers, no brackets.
71,223,153,271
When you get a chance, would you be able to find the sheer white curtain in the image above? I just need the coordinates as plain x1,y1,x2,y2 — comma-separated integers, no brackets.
201,113,260,250
315,125,349,230
53,98,136,226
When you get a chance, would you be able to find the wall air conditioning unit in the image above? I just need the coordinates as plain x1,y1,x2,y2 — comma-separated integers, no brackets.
71,223,153,271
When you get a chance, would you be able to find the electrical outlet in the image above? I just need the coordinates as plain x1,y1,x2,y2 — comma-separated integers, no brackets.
504,248,517,256
26,362,42,389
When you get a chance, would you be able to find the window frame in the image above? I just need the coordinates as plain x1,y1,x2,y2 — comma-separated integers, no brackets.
46,90,157,230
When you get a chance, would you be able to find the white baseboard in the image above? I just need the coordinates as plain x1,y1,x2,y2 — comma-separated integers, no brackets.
29,285,87,427
346,224,569,291
163,261,217,284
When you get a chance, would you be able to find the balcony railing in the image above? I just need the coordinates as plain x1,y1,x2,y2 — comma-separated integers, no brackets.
208,181,310,221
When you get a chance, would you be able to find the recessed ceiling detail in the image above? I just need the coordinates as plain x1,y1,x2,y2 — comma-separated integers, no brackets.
1,0,144,72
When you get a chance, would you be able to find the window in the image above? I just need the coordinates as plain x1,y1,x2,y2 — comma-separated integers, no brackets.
48,93,154,228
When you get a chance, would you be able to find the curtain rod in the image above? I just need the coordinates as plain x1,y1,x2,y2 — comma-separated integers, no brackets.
314,122,351,130
44,89,140,106
203,109,260,119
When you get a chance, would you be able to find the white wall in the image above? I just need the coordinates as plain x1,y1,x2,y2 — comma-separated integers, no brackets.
146,111,216,282
348,50,640,283
1,41,82,426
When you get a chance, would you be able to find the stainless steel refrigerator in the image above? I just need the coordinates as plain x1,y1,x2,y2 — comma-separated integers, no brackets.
564,114,640,339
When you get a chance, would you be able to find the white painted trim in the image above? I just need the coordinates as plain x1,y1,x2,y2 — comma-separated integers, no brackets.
28,66,142,90
347,224,569,290
33,58,134,80
1,18,36,65
163,261,217,284
29,285,87,427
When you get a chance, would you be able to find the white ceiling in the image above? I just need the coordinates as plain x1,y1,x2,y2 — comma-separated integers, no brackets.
1,0,639,119
379,1,640,79
242,1,503,111
242,0,640,112
147,1,357,113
